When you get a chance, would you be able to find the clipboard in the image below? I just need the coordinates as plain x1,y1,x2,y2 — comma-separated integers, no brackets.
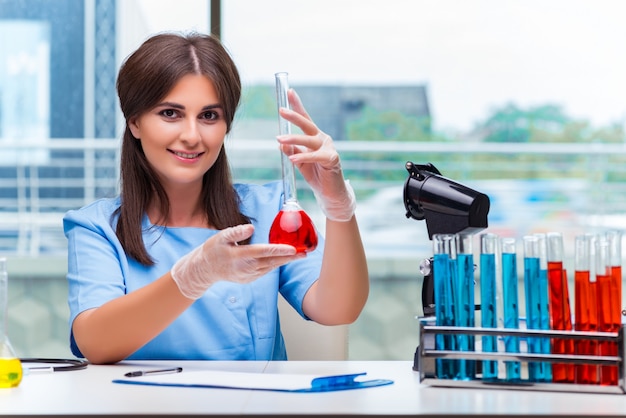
112,369,394,393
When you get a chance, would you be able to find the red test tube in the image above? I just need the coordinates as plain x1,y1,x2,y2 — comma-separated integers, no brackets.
574,234,597,384
547,232,574,383
596,236,618,386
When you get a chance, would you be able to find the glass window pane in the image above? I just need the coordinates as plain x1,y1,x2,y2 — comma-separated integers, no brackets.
2,0,626,362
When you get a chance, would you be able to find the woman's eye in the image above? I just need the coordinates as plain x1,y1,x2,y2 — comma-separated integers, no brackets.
201,111,219,121
160,109,178,118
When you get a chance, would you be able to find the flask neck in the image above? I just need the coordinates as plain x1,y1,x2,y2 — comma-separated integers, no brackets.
0,257,8,340
0,272,7,339
0,264,18,359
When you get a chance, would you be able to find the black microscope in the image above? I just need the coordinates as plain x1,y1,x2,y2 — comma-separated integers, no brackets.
402,161,490,371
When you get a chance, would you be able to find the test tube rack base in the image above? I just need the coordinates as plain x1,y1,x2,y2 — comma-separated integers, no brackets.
417,319,625,395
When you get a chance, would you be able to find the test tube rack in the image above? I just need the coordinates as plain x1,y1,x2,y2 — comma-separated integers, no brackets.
417,319,625,394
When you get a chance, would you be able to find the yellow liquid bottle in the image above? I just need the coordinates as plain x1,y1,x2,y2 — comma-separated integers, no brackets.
0,257,22,388
0,348,22,388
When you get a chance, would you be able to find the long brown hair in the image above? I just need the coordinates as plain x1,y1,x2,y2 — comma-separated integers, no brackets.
114,32,250,265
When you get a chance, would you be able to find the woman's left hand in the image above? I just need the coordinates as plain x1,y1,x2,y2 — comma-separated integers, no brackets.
277,89,356,222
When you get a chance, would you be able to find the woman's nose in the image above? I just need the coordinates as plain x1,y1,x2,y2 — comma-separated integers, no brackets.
180,119,201,145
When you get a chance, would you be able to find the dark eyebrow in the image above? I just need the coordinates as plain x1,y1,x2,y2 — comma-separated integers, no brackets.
156,102,223,112
202,104,223,112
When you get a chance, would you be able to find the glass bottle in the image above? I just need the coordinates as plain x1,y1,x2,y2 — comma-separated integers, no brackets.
0,257,22,388
268,72,318,253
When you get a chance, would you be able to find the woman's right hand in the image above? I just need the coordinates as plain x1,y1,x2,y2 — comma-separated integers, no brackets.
277,89,356,222
170,224,303,299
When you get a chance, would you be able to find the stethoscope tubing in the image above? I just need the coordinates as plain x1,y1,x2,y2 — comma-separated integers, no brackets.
19,357,89,372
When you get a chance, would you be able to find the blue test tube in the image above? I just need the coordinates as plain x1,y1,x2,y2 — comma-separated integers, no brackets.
523,235,543,382
501,237,521,381
480,233,499,380
433,233,457,379
533,233,552,382
455,233,476,380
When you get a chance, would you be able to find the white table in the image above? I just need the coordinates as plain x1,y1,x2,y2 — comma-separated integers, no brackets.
3,360,626,416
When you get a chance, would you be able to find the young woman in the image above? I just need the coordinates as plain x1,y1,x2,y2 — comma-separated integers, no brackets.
64,32,369,364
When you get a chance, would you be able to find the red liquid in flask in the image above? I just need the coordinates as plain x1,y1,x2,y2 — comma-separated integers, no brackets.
269,208,318,253
270,72,318,254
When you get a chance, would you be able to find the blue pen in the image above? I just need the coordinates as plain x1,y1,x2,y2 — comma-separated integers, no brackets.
501,237,521,382
125,367,183,378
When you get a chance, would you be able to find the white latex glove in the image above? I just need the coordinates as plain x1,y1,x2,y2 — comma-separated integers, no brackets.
171,224,302,300
277,89,357,222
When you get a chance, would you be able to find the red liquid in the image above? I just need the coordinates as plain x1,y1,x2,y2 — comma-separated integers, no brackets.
574,270,598,384
607,265,622,385
610,265,622,327
588,280,599,384
597,271,619,386
269,209,318,253
547,262,575,383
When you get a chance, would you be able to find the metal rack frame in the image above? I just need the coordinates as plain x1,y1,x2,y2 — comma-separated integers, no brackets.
417,320,625,394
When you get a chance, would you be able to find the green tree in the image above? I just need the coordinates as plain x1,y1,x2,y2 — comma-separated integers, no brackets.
345,107,435,142
479,102,625,144
239,85,275,119
481,103,569,143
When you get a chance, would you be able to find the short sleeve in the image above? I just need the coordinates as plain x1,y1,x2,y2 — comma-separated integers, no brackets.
63,199,128,356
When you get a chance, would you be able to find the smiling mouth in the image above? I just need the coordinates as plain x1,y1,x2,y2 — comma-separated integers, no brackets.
170,150,204,159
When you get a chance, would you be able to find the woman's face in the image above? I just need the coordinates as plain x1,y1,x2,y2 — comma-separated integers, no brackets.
128,74,228,193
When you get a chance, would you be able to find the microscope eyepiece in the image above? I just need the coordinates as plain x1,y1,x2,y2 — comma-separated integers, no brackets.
403,161,490,239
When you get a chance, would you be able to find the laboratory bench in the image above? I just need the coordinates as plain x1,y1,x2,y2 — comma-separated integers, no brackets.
3,359,625,417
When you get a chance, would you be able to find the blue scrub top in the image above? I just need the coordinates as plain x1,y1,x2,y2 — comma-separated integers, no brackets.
63,181,323,361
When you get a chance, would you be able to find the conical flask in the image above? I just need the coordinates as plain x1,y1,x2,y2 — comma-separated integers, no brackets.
268,72,318,253
0,257,22,388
